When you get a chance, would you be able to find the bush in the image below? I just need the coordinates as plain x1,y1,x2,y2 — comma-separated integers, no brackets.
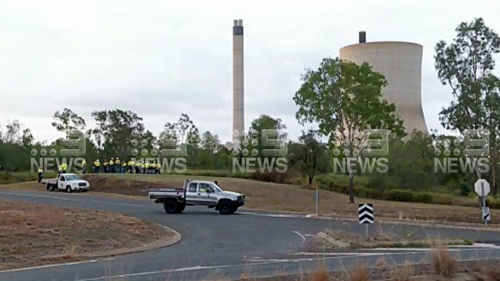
251,169,290,184
387,189,416,202
414,192,434,203
431,246,456,278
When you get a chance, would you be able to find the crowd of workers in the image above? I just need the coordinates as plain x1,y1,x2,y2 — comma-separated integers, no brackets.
92,157,162,174
36,157,161,183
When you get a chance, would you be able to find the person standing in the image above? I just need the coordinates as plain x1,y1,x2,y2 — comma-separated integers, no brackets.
128,158,135,174
122,160,127,174
144,161,150,174
155,161,161,174
93,159,100,173
103,159,108,173
82,159,87,175
115,157,121,173
57,164,63,176
135,160,141,174
38,168,44,183
109,158,114,173
61,161,68,173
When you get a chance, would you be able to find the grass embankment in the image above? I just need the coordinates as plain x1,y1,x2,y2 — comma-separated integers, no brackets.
88,174,500,224
0,171,56,184
2,172,499,225
0,199,175,270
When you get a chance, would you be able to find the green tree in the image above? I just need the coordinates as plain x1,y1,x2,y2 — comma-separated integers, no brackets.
91,109,151,160
244,114,287,158
434,18,500,194
51,108,87,136
288,130,329,185
294,58,405,203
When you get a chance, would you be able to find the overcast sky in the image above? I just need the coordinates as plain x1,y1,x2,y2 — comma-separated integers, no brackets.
1,0,500,144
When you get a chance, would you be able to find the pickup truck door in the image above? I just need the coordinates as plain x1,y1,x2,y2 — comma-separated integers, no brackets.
196,183,218,206
185,182,199,205
58,176,65,190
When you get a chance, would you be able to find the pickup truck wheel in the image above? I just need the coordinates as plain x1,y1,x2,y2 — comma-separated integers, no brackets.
177,204,186,213
163,199,179,214
66,185,72,193
218,200,234,215
48,184,55,192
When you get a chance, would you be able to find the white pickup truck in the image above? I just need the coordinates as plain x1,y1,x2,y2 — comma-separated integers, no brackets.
149,179,246,214
42,173,90,192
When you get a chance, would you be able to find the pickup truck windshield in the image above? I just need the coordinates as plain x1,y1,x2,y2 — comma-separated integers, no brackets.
64,175,80,181
210,184,222,192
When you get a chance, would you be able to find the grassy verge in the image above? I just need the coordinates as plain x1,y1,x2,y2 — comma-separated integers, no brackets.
2,172,499,225
0,171,57,184
309,229,473,250
82,174,499,225
0,199,175,270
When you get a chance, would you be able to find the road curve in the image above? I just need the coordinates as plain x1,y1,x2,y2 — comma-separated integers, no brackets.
1,189,500,281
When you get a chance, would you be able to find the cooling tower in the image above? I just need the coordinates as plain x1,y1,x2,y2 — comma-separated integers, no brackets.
233,19,244,143
339,33,428,134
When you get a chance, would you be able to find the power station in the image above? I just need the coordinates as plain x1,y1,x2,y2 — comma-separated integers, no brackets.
339,32,428,134
232,19,244,143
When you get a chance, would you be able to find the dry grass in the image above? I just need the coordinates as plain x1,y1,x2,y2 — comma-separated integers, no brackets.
3,173,500,225
347,264,370,281
431,246,457,279
374,258,388,268
390,262,413,281
472,267,500,281
0,199,171,270
310,267,330,281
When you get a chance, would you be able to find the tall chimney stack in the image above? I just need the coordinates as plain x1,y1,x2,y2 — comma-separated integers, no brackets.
232,19,244,144
359,31,366,43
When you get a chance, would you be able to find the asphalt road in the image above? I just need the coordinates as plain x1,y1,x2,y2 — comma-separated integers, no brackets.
1,189,500,281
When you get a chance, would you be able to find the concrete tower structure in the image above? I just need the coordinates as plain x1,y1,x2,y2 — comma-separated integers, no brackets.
339,32,428,134
232,19,244,143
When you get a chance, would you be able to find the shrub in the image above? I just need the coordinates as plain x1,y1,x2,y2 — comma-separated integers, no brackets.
251,169,289,183
387,189,416,202
431,246,457,278
414,192,434,203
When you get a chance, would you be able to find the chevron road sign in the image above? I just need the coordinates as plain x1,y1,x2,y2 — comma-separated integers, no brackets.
358,203,374,224
482,207,491,222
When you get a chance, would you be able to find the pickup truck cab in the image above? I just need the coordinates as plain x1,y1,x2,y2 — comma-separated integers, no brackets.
149,179,246,214
43,173,90,193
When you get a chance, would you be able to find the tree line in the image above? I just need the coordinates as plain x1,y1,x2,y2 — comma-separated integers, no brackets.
1,18,499,202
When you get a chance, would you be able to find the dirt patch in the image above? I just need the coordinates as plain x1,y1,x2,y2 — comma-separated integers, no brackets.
0,199,177,270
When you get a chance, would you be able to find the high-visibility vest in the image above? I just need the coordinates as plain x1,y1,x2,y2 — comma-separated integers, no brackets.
61,163,68,170
38,169,43,173
94,161,100,167
82,160,86,165
145,163,150,168
58,165,63,171
128,161,134,166
109,160,114,165
155,163,160,169
103,162,108,166
116,159,121,165
122,162,127,167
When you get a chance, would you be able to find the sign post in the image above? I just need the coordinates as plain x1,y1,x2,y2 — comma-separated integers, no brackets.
358,203,374,239
475,179,491,226
314,189,319,215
